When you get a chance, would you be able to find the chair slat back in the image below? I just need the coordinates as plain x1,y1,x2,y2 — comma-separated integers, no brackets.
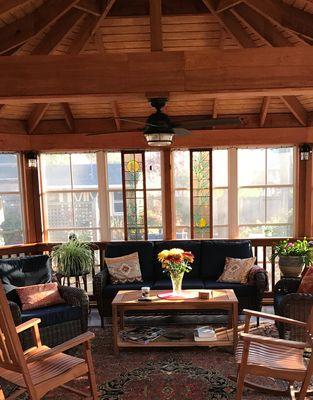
0,281,26,372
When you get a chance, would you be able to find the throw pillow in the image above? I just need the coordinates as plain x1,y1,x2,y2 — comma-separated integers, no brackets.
16,282,65,311
105,252,143,284
217,257,256,284
298,267,313,293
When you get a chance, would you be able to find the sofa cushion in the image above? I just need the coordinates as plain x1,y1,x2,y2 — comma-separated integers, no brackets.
21,304,82,327
105,242,154,282
102,281,154,299
204,280,256,297
201,240,253,280
105,252,143,284
153,241,202,280
0,255,52,305
153,278,205,290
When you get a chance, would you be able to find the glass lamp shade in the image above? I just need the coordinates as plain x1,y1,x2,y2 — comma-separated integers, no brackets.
144,132,173,147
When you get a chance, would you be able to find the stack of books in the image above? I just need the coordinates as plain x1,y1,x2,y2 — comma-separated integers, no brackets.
194,326,216,342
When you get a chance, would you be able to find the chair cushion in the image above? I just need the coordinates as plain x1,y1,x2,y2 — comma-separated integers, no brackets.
0,255,52,305
153,241,202,280
102,281,154,299
105,241,154,282
16,283,65,311
204,280,256,297
21,304,82,327
152,279,205,290
201,240,253,280
297,267,313,293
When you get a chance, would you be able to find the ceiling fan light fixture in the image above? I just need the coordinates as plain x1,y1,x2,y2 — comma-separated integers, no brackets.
144,132,173,147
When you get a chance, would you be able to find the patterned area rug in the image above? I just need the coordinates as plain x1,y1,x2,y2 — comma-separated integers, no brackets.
0,323,293,400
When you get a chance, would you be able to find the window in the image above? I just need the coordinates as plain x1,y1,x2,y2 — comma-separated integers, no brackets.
238,147,294,238
40,153,100,242
173,149,212,239
0,154,24,245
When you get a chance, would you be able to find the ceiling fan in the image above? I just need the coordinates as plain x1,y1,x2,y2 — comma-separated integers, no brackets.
88,98,243,146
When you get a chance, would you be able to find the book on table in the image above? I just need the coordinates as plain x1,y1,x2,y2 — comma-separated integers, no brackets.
194,326,216,342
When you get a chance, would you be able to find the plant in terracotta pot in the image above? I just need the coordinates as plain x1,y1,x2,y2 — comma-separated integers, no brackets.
271,238,313,278
158,248,194,295
52,234,94,277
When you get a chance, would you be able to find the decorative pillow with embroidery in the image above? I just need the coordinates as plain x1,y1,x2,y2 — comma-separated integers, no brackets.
217,257,256,284
16,282,65,311
105,252,143,284
298,267,313,293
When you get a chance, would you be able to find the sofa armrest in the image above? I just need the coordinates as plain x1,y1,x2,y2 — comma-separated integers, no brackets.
93,268,109,319
58,285,89,332
8,300,22,325
274,278,301,295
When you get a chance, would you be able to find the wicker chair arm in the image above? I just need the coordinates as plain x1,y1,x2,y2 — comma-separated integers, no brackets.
93,268,109,319
8,301,22,325
274,278,301,295
58,285,89,332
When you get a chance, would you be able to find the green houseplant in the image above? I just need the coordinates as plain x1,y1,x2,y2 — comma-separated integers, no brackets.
52,235,94,277
271,238,313,278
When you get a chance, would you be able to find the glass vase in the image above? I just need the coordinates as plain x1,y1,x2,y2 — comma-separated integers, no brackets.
170,271,184,295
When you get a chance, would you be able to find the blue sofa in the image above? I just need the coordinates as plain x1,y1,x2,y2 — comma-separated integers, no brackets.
94,240,267,326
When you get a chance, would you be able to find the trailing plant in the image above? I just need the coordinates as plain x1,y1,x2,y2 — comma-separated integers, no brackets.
271,238,313,266
52,235,94,277
158,248,194,276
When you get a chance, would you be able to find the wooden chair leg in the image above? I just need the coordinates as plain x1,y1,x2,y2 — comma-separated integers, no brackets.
297,374,312,400
0,387,4,400
236,366,246,400
84,342,98,400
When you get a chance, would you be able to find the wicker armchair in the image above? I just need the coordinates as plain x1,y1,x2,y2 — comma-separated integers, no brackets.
274,277,313,341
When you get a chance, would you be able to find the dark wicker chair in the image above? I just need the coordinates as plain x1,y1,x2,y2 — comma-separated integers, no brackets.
274,277,313,341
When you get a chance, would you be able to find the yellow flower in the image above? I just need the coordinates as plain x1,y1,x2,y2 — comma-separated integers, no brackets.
168,248,184,256
198,217,207,228
158,250,170,262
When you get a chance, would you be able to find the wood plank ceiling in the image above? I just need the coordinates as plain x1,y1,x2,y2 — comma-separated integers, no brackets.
1,0,313,135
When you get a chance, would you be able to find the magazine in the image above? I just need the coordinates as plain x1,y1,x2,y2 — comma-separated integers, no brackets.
120,326,164,343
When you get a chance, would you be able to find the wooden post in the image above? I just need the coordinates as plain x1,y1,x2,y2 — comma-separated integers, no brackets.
163,149,173,240
21,153,42,243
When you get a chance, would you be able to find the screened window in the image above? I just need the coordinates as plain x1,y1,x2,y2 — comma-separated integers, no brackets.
238,147,294,238
0,154,24,245
40,153,100,242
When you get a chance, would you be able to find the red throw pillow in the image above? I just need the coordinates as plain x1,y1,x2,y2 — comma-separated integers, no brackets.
16,282,65,311
298,267,313,293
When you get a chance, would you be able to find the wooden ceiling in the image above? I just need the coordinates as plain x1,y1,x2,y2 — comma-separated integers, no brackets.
1,0,313,138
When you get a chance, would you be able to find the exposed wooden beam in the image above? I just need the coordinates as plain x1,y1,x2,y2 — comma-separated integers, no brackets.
32,9,84,55
217,0,243,12
0,104,5,115
244,0,313,41
260,97,270,127
74,0,101,16
281,96,307,126
232,3,292,47
202,0,255,48
27,104,49,134
2,48,313,101
68,14,99,54
149,0,163,51
212,99,218,118
111,101,121,131
0,0,32,16
0,0,80,54
61,103,75,132
94,30,105,53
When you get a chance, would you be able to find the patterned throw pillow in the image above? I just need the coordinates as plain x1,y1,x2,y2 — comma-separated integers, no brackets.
16,282,65,311
105,252,143,284
217,257,256,284
298,267,313,293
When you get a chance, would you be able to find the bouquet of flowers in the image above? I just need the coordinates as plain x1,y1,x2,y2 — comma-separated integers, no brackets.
158,248,194,276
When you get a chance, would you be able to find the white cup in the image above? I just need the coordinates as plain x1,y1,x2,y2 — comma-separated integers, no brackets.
141,286,150,298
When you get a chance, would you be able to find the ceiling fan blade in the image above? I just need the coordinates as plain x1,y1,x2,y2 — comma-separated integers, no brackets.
86,131,138,136
173,127,191,135
179,117,242,129
114,117,159,128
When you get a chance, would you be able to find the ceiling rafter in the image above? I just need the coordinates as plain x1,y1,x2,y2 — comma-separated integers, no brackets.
74,0,101,16
212,99,218,118
61,103,75,132
0,0,80,54
202,0,255,47
0,0,33,16
217,0,243,13
281,96,307,126
260,97,270,127
244,0,313,41
149,0,163,51
28,104,49,134
111,101,121,131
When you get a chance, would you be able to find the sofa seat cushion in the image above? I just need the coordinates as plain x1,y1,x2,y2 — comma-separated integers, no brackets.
105,241,154,282
204,280,256,297
153,241,202,280
21,304,82,327
102,281,154,299
201,240,253,281
153,279,205,290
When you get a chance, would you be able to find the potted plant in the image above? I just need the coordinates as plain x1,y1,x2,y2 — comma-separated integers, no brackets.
52,234,94,277
271,238,313,278
158,248,194,295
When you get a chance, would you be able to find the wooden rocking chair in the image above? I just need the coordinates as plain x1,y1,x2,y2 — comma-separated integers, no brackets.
0,281,98,400
235,309,313,400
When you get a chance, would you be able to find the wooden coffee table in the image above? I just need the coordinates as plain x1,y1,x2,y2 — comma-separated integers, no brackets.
111,289,238,354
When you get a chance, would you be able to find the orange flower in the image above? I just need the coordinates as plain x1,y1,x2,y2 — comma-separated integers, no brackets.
182,251,194,263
